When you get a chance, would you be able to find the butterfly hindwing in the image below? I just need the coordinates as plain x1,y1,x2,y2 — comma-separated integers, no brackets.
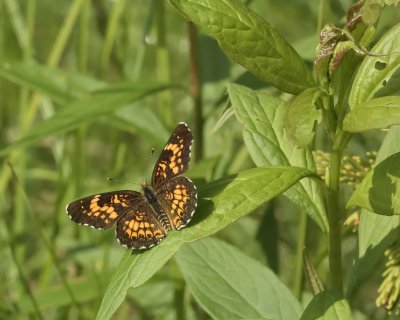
151,122,193,188
156,176,197,230
66,191,137,229
116,200,167,250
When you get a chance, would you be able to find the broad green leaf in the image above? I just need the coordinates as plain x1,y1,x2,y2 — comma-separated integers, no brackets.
0,84,171,157
176,237,302,320
347,126,400,295
343,96,400,132
0,60,104,103
228,83,328,232
169,0,315,95
286,87,322,147
349,23,400,108
300,291,351,320
347,152,400,215
96,166,317,320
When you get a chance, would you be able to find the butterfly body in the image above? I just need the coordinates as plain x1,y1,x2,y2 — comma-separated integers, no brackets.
66,123,197,250
141,183,171,230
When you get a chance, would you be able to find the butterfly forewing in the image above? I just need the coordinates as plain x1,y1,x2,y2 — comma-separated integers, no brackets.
152,122,193,189
66,191,137,229
156,177,197,230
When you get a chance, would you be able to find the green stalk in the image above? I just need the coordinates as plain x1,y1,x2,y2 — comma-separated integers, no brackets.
3,165,43,320
174,282,186,320
131,1,155,80
293,210,307,298
187,22,203,162
317,0,328,33
48,0,86,67
100,0,126,75
155,0,173,126
78,0,90,73
7,235,44,320
7,164,84,316
327,148,343,295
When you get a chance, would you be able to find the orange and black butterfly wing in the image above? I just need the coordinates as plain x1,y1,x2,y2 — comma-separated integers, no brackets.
152,122,193,189
156,176,197,230
116,197,168,250
66,190,138,229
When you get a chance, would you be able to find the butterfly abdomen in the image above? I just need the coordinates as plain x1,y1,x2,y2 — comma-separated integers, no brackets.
143,186,171,230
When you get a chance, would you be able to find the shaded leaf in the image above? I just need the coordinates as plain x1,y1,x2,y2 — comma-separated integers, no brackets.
0,84,171,157
169,0,315,94
348,126,400,295
95,166,317,320
0,60,104,103
286,87,322,147
300,291,351,320
347,152,400,215
303,249,325,296
176,237,302,320
228,83,328,232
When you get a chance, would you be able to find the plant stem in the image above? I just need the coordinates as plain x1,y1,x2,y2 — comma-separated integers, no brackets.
187,22,203,162
100,0,126,76
155,0,173,127
327,149,343,295
293,210,307,298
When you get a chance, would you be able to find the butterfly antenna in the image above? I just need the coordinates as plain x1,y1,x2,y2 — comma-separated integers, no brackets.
107,178,140,186
107,177,122,183
144,148,155,181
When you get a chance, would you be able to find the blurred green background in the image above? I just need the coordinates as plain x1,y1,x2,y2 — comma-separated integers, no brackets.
1,0,399,318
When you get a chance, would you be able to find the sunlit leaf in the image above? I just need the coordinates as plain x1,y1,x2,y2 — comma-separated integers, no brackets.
169,0,315,94
95,166,316,319
349,22,400,108
343,96,400,132
176,238,302,320
228,83,328,232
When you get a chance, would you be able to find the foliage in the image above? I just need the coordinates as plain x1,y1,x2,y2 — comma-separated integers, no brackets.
1,0,400,319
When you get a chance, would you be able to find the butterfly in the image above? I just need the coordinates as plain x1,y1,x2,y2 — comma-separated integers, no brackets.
66,122,197,250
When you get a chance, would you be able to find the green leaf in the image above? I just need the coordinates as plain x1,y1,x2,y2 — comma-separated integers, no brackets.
169,0,315,94
347,152,400,215
0,60,104,103
300,291,351,320
348,210,399,295
0,84,171,157
347,126,400,295
286,87,322,147
343,96,400,132
348,22,400,108
365,0,400,6
228,83,328,232
176,237,302,320
303,249,325,296
95,166,316,320
361,4,381,26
